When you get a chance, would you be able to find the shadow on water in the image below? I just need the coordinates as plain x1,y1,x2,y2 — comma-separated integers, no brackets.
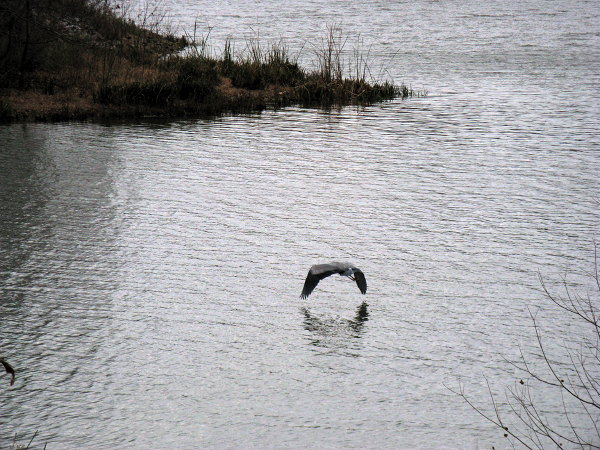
0,126,54,302
301,301,369,354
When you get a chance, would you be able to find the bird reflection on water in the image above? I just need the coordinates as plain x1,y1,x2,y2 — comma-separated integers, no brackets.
1,358,15,386
301,302,369,352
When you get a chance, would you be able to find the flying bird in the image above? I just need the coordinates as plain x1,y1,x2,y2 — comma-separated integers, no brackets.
0,358,15,386
300,262,367,299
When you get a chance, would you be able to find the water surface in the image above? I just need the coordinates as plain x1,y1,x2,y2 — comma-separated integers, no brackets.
1,0,599,448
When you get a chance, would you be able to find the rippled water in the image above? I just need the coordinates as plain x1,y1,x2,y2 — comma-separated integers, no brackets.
1,1,599,448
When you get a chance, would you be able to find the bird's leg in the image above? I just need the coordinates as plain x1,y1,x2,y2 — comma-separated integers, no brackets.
347,275,356,281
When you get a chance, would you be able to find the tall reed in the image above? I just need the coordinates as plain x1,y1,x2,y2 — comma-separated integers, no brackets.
1,1,422,122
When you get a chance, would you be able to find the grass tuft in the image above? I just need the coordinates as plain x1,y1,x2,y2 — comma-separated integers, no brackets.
0,2,422,122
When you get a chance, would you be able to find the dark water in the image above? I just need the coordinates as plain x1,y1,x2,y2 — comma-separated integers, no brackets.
1,1,599,448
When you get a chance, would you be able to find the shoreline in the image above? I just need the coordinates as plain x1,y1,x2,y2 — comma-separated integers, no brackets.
0,82,296,123
0,2,416,124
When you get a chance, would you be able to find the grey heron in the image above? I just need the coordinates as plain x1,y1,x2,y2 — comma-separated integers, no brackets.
300,262,367,299
0,358,15,386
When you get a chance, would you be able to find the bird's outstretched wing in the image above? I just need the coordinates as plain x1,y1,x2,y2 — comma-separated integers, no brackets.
354,270,367,295
0,358,15,386
300,267,339,299
300,271,321,299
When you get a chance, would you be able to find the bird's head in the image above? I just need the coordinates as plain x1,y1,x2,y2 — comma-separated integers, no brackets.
343,268,357,281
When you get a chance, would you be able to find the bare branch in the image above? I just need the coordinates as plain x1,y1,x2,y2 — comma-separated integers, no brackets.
453,245,600,447
530,309,600,410
446,380,536,450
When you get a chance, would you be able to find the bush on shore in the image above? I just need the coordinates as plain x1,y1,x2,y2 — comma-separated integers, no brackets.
0,1,419,122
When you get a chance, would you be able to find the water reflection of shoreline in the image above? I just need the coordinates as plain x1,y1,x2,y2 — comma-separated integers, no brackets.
301,301,369,352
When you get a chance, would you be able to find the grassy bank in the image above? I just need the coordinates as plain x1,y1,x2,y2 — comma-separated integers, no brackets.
0,1,419,122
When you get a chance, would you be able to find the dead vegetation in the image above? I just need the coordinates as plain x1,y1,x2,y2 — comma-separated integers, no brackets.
0,1,418,122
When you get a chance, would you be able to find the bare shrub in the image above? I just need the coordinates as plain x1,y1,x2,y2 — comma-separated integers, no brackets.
450,244,600,449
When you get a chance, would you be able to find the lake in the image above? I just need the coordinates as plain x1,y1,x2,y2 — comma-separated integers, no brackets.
1,0,599,448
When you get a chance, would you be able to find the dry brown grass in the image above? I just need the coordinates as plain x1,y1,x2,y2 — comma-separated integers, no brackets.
0,3,417,122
